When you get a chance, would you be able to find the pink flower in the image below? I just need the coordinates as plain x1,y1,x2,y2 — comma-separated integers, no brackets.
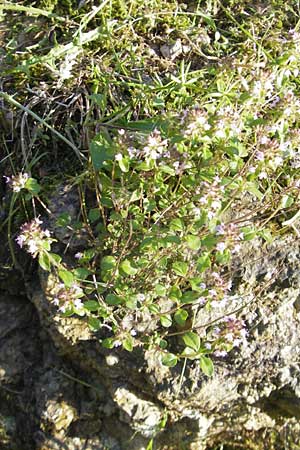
216,242,226,253
5,172,29,192
255,151,264,161
16,218,54,258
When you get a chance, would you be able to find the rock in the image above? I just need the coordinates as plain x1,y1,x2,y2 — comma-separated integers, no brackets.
35,370,78,433
160,39,183,60
48,183,89,249
28,233,300,448
0,294,38,384
113,386,163,437
3,204,300,448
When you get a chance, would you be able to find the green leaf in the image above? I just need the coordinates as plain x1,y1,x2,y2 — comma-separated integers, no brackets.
169,285,182,301
105,294,123,305
159,164,176,175
161,235,181,247
90,93,106,110
82,249,96,261
259,228,273,243
280,195,294,209
118,117,167,133
73,267,91,280
159,339,168,349
172,261,189,277
160,314,172,328
123,336,134,352
120,259,138,276
144,198,156,212
102,338,114,349
88,317,101,331
88,208,101,223
118,156,130,173
174,309,188,326
161,352,178,367
245,182,264,201
148,304,160,314
101,256,116,272
38,252,51,271
201,235,218,249
181,346,200,359
189,277,206,292
55,212,72,227
199,355,214,377
25,177,41,195
181,291,198,304
241,227,256,241
49,253,62,265
216,248,231,264
125,297,137,309
90,134,114,169
170,218,184,232
186,235,201,250
146,438,153,450
182,332,201,353
84,300,99,311
58,269,75,288
196,253,211,272
155,284,167,296
41,240,51,251
129,190,141,203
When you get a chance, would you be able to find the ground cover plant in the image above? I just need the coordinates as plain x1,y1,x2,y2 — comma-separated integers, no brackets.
1,0,300,383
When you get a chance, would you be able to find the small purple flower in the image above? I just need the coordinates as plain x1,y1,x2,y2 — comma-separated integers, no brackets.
197,296,207,305
255,151,264,161
215,224,225,235
16,234,26,248
216,242,227,253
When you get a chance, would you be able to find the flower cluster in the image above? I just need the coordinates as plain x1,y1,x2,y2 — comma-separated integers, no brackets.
195,176,225,219
211,316,248,357
143,130,169,160
214,105,244,139
4,172,29,192
181,107,211,138
251,71,275,100
114,129,169,162
52,282,85,313
215,222,244,254
247,126,293,177
16,218,54,258
197,271,233,309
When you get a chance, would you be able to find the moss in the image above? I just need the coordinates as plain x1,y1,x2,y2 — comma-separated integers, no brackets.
29,0,75,14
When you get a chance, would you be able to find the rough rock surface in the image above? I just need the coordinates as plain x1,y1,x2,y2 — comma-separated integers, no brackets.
2,230,300,448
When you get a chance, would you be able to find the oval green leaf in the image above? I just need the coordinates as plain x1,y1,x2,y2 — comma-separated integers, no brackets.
161,352,178,367
182,331,201,353
200,355,214,377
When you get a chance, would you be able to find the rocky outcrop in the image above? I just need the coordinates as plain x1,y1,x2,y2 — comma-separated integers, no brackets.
2,233,300,449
